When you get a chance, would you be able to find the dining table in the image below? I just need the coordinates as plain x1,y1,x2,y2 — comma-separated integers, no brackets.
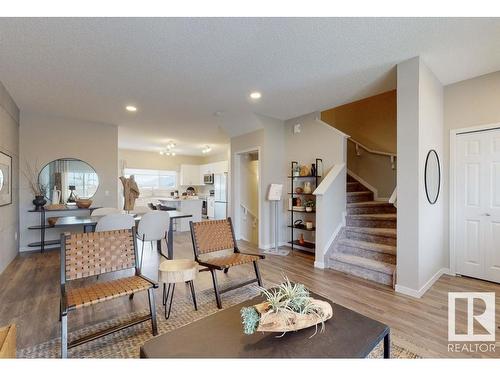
53,210,193,259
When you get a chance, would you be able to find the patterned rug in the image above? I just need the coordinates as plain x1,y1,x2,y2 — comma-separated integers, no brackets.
19,283,419,359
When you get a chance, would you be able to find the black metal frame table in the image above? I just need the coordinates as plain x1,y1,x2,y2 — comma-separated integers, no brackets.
52,211,192,259
160,211,193,259
140,291,391,358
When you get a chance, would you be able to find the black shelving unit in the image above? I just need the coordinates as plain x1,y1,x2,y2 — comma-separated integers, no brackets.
28,206,97,252
288,158,322,253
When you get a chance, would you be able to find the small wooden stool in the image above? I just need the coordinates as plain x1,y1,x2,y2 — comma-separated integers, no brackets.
159,259,198,319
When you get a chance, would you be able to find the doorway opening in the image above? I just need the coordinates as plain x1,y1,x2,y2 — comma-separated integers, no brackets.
234,149,260,247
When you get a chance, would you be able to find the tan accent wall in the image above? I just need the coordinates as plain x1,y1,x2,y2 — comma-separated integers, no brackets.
320,90,397,197
321,90,397,154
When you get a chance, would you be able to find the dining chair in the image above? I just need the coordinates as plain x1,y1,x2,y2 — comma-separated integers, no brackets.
137,211,170,270
91,207,121,216
95,213,135,232
190,218,264,309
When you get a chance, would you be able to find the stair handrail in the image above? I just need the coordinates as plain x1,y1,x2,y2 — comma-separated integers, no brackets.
313,163,346,269
240,203,258,219
349,138,396,170
389,187,397,208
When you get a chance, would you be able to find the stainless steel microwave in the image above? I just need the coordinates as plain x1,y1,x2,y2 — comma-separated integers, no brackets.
203,173,214,184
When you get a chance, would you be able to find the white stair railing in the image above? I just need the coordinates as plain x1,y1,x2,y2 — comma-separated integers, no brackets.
313,163,346,269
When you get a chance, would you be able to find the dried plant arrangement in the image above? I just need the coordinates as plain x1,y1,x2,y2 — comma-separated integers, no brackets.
241,276,333,337
22,159,47,197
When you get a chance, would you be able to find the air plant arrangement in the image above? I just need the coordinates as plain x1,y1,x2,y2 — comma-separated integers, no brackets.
240,276,333,337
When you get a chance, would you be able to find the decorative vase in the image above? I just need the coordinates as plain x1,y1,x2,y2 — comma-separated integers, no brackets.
303,182,312,194
33,195,47,211
306,206,313,212
298,233,305,245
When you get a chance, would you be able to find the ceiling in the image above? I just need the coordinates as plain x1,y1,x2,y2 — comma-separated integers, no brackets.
0,18,499,155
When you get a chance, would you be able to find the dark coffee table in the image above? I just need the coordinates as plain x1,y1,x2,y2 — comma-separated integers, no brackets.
140,292,390,358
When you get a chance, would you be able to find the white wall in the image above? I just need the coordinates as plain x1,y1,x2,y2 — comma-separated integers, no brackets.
0,81,19,273
19,113,118,251
396,57,446,297
229,115,287,249
284,112,347,251
443,70,500,269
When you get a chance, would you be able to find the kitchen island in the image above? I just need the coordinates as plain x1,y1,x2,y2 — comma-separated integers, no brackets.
158,198,202,231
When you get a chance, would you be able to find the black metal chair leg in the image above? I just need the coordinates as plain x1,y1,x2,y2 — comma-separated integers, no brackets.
147,288,158,336
210,269,222,309
163,283,176,319
189,280,198,311
253,261,263,287
224,268,229,274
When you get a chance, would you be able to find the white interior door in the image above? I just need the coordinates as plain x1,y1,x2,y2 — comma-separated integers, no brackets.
455,128,500,283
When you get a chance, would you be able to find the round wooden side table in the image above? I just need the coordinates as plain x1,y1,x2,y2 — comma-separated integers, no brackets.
158,259,198,319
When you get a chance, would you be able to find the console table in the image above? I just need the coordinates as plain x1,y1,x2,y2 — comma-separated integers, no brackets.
27,206,98,252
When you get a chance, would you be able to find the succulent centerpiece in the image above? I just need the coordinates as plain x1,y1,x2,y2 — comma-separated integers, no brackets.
240,276,333,337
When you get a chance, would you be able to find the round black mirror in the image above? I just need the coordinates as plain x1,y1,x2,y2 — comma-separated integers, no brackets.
424,150,440,204
38,158,99,203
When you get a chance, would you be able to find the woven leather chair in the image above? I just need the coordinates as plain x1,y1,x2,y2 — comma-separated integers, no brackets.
190,218,264,309
59,228,158,358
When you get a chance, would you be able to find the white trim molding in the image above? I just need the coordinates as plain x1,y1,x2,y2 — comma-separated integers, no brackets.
395,268,451,298
347,169,390,201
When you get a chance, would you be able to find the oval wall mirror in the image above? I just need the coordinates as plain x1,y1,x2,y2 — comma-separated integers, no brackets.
424,149,440,204
38,158,99,203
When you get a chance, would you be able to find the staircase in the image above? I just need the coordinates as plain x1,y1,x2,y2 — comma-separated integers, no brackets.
329,175,397,287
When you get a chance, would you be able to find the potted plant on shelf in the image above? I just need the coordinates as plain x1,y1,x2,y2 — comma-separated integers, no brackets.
22,160,48,211
305,200,315,212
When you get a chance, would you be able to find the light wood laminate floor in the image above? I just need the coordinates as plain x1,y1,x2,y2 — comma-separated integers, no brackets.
0,232,499,358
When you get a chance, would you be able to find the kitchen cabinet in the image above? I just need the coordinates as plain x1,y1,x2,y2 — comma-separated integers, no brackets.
200,161,229,184
180,164,202,186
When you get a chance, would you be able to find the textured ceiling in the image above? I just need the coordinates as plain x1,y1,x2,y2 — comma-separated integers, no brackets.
0,18,499,154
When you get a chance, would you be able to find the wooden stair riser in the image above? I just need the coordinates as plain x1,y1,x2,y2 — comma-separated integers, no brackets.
345,229,397,246
346,182,367,192
347,191,374,203
329,260,393,287
346,216,397,229
347,205,397,215
337,243,396,264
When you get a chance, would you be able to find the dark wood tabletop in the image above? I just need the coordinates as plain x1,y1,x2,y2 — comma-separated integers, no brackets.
140,292,390,358
52,210,192,227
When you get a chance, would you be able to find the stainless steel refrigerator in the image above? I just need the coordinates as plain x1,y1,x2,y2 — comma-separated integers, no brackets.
214,173,228,219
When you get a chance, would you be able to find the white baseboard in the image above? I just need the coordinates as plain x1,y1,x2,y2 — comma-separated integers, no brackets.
395,267,449,298
315,218,344,269
261,241,288,250
314,261,326,269
347,169,379,199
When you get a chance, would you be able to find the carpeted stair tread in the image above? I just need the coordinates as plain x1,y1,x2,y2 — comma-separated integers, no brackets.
347,191,372,196
338,238,396,255
345,226,397,238
348,213,397,220
331,253,395,275
347,201,395,208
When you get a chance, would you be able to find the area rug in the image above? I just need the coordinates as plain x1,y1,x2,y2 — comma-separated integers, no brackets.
19,283,419,359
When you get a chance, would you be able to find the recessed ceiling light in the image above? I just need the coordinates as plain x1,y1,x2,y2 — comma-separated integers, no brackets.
125,105,137,112
249,92,262,100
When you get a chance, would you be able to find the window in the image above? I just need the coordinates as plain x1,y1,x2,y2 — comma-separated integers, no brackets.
124,168,177,196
